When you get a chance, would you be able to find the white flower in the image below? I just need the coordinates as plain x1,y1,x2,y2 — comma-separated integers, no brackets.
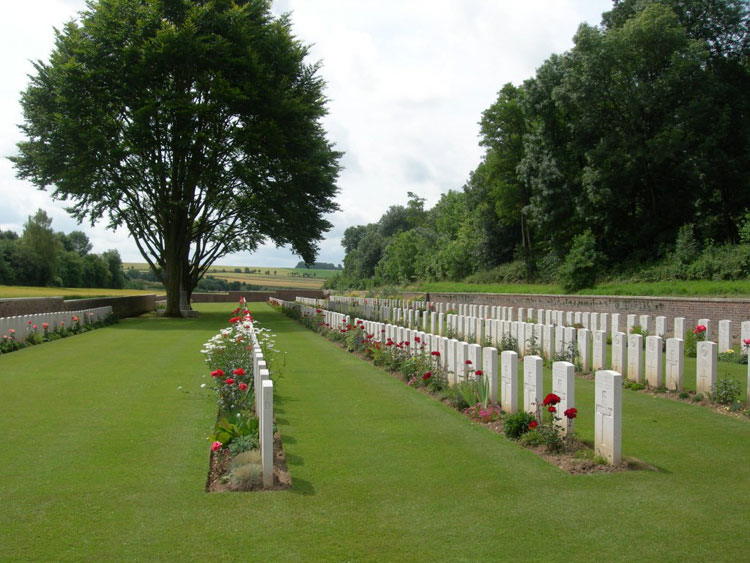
178,386,183,390
200,383,206,388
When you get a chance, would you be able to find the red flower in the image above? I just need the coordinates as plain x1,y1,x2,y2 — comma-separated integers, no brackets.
210,369,224,378
238,383,248,391
316,309,322,314
564,407,578,419
743,338,750,346
465,360,472,365
548,406,556,413
211,441,222,452
404,341,410,346
414,336,421,343
693,324,707,334
225,378,235,385
431,351,440,357
529,420,538,429
542,393,561,406
422,372,432,380
233,367,245,376
475,370,483,376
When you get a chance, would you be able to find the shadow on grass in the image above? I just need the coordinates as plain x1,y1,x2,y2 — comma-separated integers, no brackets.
289,477,315,496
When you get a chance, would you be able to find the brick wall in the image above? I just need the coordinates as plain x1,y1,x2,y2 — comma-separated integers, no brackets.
422,292,750,340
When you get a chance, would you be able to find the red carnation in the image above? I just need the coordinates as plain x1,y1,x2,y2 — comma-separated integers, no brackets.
564,407,578,419
210,369,224,378
238,383,248,391
233,367,245,376
542,393,561,406
431,351,440,357
465,360,472,365
225,378,235,385
475,370,483,376
548,406,556,413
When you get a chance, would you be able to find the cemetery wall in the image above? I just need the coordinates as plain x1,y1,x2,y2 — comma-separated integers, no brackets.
0,295,156,319
63,295,156,318
0,297,63,317
189,290,326,303
419,292,750,339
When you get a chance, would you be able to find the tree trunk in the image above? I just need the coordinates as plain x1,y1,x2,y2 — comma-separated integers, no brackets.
163,256,183,317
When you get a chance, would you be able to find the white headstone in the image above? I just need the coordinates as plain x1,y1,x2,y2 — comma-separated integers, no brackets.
627,314,636,334
696,341,717,396
627,333,643,382
674,317,685,340
655,316,666,339
592,330,606,372
718,320,732,353
523,355,543,416
639,314,650,334
595,370,622,465
552,361,575,435
697,318,711,340
600,312,609,334
542,324,553,360
665,338,684,391
457,341,469,382
645,335,663,388
501,350,518,414
741,321,750,356
468,344,482,378
611,313,621,339
612,332,628,373
577,328,591,372
483,347,498,403
261,379,274,487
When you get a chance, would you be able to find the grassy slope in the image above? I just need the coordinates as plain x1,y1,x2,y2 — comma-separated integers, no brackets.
0,285,158,299
0,303,748,561
416,279,750,297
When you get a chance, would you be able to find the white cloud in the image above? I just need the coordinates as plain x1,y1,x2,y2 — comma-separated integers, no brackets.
1,0,612,266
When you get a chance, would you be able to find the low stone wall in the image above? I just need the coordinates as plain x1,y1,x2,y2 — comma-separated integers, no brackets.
423,292,750,340
190,289,326,303
0,297,64,318
0,295,156,319
64,295,156,319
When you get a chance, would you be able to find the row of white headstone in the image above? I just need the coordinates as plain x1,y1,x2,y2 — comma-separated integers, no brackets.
312,297,750,402
323,295,750,352
249,324,274,488
0,307,113,339
277,298,624,465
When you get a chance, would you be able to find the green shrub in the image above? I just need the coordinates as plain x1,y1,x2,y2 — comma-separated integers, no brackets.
443,386,470,411
519,430,545,447
558,229,601,292
465,260,529,284
624,380,645,391
712,378,742,406
504,411,537,440
228,434,259,457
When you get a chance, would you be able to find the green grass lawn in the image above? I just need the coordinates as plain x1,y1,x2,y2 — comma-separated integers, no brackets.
1,303,749,561
416,279,750,297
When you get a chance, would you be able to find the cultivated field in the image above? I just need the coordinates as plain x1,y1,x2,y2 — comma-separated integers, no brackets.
124,262,335,290
0,285,158,299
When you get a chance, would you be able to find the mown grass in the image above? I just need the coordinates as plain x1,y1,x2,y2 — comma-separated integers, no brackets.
1,303,748,561
415,279,750,297
0,285,159,299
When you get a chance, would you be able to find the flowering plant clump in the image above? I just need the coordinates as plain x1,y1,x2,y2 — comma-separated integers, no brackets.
693,324,707,339
463,403,502,423
201,299,260,456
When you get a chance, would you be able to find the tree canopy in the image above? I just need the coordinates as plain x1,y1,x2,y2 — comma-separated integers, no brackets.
328,0,750,290
14,0,340,315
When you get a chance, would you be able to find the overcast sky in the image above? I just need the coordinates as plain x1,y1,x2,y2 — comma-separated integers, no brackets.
0,0,613,267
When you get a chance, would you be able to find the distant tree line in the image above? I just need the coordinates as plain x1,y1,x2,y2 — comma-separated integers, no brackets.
329,0,750,291
0,209,126,289
294,261,342,270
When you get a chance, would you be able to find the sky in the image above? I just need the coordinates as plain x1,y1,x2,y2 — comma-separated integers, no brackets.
0,0,613,267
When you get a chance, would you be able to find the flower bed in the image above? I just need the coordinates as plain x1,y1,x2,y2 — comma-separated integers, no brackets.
201,299,290,491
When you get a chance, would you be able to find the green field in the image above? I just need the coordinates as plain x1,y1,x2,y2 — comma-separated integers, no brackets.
1,302,749,560
0,285,159,299
415,279,750,297
124,262,336,290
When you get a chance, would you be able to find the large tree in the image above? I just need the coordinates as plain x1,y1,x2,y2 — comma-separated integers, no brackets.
13,0,341,315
